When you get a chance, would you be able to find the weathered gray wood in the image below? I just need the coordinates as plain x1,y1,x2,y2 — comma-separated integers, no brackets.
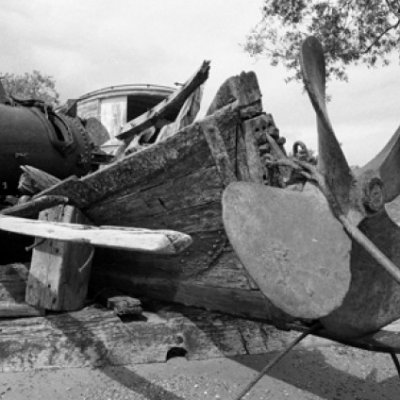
0,214,192,254
36,99,247,218
156,84,204,143
206,71,262,115
96,288,142,316
18,165,61,195
0,304,399,372
0,264,43,317
91,266,293,323
0,195,69,217
199,118,237,186
117,60,210,142
0,305,300,372
107,296,142,316
0,263,29,302
33,71,274,320
243,118,266,183
0,301,43,317
26,205,93,311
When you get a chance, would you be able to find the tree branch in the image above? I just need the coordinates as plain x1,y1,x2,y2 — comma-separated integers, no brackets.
360,19,400,55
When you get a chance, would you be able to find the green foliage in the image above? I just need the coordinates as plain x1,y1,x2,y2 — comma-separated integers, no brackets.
0,70,59,106
244,0,400,82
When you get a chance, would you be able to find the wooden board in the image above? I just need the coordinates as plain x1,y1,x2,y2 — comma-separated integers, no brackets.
0,214,192,254
0,305,300,372
25,205,94,311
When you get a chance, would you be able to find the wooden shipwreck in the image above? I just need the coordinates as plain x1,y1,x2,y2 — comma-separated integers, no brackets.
3,51,400,383
10,63,283,322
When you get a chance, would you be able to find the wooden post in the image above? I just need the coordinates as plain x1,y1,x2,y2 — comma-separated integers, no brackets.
25,205,94,311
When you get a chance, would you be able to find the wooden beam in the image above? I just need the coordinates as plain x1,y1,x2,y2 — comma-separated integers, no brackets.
26,205,94,311
18,165,61,195
117,60,210,142
0,195,69,218
0,214,192,254
0,305,300,372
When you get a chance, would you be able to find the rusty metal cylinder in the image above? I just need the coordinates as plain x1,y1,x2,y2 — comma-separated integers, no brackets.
0,102,92,194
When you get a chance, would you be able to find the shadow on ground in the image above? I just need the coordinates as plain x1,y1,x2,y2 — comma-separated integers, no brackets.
232,347,400,400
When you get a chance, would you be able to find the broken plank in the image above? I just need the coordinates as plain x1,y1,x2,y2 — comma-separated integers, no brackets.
96,287,143,316
0,214,192,254
18,165,61,195
156,84,204,143
117,60,210,142
0,195,69,218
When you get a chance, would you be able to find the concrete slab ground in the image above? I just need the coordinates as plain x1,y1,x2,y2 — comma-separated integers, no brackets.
0,340,398,400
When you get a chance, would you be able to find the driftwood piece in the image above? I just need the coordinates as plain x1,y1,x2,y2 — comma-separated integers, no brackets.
0,195,69,218
18,165,61,195
117,60,210,142
96,288,142,316
25,205,94,311
0,214,192,254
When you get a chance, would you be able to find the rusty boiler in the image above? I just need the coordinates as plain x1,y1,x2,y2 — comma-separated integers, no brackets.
0,84,94,195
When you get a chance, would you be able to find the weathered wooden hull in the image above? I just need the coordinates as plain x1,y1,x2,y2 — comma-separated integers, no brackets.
37,72,290,323
91,107,282,320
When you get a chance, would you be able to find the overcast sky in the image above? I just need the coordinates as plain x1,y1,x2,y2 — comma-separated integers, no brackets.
1,0,399,166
